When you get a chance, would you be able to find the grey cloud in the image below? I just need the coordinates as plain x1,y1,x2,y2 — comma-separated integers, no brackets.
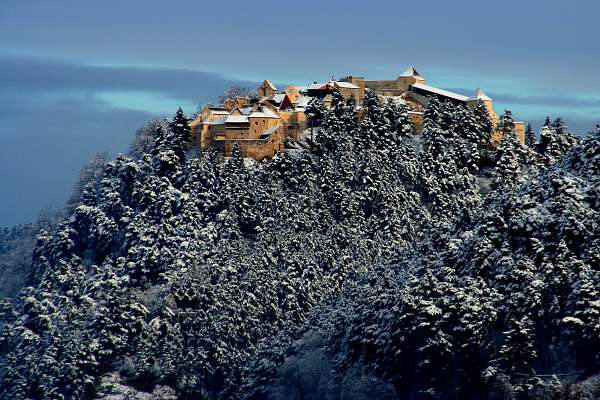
446,87,600,110
0,55,259,105
492,94,600,109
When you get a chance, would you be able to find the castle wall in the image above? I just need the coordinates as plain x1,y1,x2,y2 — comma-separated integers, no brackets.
348,77,365,103
214,126,285,160
337,86,361,103
364,76,420,96
365,79,398,94
247,117,280,139
279,110,307,140
395,76,419,93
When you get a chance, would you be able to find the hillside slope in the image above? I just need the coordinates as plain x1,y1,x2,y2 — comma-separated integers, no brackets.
0,95,594,400
244,125,600,400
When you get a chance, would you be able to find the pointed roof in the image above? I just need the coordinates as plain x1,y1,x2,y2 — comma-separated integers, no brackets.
262,80,277,91
399,66,424,80
468,88,492,101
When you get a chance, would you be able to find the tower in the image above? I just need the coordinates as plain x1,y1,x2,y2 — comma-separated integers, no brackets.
396,65,426,92
467,88,497,125
258,80,277,98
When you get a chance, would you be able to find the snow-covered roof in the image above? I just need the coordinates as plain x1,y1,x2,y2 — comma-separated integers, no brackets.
467,88,492,101
294,96,310,108
206,116,227,125
225,115,249,124
334,81,359,89
399,65,424,79
271,93,286,104
307,82,330,90
263,80,277,90
259,124,282,139
296,85,308,93
210,110,230,115
249,106,280,119
240,106,254,115
411,83,469,102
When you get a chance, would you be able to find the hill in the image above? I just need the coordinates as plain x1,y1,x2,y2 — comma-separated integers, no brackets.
0,91,597,400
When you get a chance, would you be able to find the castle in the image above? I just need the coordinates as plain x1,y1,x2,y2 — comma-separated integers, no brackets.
190,66,525,160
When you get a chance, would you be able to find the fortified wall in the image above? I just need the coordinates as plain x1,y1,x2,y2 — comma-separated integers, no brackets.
190,66,526,160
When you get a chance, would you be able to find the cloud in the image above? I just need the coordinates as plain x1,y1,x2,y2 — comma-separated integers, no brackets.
491,94,600,109
0,54,261,225
0,54,259,107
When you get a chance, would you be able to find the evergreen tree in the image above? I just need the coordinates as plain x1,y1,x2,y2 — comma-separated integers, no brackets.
525,123,536,148
170,107,192,147
3,94,599,400
544,115,551,127
305,97,326,150
494,111,526,189
473,100,493,148
537,118,581,164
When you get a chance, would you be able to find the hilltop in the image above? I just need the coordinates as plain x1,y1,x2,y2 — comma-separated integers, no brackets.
0,89,597,400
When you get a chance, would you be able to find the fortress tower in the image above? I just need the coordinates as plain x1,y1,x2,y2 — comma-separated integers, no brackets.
467,88,497,125
395,66,426,92
258,80,277,98
467,88,525,144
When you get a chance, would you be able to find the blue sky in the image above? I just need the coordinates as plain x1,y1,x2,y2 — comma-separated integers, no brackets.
1,0,599,225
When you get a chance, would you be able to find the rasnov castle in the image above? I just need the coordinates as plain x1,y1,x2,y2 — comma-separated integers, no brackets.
190,66,525,160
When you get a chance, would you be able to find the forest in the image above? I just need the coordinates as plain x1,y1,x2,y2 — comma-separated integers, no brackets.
0,90,598,400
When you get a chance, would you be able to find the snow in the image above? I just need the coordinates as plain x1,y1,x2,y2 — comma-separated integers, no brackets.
271,93,286,104
259,124,282,139
226,115,250,124
467,88,492,101
249,107,280,119
399,65,424,79
334,81,359,89
307,82,330,90
411,83,469,102
263,79,277,90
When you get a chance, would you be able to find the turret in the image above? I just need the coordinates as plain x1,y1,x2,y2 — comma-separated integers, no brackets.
467,88,497,124
258,80,277,98
396,65,426,92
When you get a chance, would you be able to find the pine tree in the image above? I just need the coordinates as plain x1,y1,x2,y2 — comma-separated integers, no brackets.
494,111,526,189
537,118,581,164
357,90,385,150
524,123,536,148
170,107,192,148
305,97,326,150
544,115,551,127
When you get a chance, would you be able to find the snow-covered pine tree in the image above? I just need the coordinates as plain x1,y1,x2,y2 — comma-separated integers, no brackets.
305,97,326,151
537,118,581,165
493,110,527,189
305,96,326,128
170,107,192,149
525,123,536,148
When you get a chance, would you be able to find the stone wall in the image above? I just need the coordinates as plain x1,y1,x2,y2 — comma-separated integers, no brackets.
214,126,285,160
246,117,280,140
279,110,307,140
364,76,420,96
